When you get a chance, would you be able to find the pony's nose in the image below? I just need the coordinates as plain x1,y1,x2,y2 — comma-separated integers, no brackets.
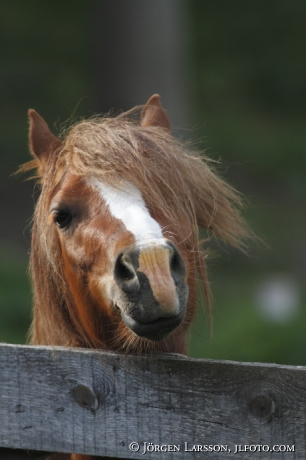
114,242,186,316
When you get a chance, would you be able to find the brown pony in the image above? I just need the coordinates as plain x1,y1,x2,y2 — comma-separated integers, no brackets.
23,95,248,460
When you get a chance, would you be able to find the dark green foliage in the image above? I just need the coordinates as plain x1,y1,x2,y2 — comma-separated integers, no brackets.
0,245,31,344
185,1,306,365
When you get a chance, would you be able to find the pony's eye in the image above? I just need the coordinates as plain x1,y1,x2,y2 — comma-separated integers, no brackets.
52,209,73,229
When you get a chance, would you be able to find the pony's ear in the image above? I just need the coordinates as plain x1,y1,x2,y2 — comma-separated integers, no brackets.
140,94,171,131
28,109,62,172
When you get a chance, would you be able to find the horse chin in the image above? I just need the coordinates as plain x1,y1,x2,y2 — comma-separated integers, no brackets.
120,305,186,342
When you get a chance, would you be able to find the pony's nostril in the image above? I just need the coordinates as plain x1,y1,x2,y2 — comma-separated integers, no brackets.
169,244,186,279
115,254,136,282
170,251,180,272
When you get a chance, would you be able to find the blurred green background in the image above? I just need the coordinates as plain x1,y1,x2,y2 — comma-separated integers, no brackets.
1,1,306,365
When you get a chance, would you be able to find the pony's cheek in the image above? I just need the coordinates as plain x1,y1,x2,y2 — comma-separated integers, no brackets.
56,227,99,268
85,270,115,309
58,242,86,273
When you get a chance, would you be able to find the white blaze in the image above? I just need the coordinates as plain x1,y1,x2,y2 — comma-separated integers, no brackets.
91,178,163,243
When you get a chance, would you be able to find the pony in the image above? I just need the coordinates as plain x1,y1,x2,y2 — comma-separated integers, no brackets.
22,95,248,460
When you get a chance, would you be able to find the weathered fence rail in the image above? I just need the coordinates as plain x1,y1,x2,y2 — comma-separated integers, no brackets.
0,343,305,459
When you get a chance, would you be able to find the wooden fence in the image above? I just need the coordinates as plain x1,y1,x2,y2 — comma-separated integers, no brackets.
0,343,305,459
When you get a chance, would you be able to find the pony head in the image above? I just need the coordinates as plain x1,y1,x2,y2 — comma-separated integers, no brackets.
24,95,248,353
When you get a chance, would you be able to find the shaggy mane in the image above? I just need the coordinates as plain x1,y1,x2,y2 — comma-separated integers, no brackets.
62,111,248,243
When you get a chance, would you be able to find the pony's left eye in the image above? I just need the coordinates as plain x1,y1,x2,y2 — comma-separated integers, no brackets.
52,209,73,229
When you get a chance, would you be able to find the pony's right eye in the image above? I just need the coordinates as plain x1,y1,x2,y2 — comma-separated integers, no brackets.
52,209,73,229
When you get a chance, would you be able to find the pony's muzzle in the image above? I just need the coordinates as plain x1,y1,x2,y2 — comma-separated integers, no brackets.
114,241,188,340
120,309,186,341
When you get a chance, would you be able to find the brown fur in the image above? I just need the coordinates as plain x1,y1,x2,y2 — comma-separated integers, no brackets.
21,95,249,460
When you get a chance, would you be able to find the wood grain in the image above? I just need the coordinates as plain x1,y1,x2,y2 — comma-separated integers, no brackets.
0,344,305,458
